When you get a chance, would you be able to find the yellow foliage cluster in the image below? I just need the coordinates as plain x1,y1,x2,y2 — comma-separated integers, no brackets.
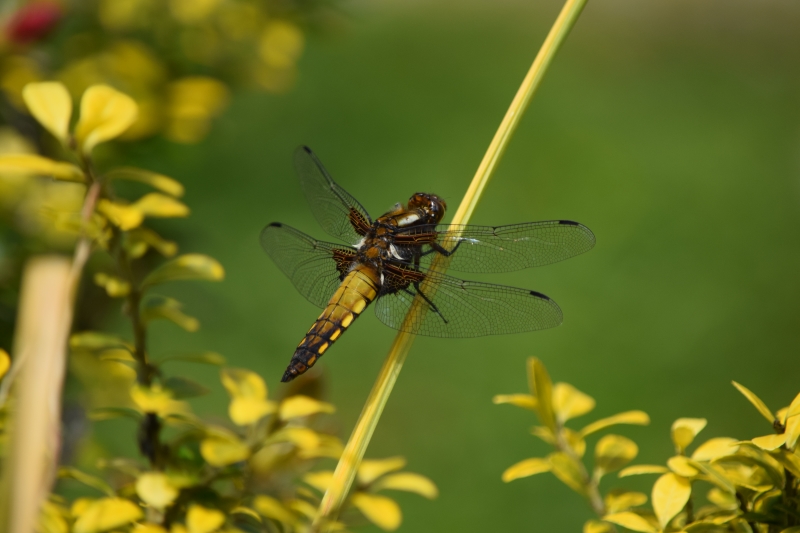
0,0,318,144
498,357,800,533
0,82,435,533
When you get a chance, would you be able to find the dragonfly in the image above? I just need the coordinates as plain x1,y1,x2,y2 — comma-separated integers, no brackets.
261,146,595,382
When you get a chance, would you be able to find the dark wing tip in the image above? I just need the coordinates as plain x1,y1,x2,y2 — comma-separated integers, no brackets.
558,219,580,226
268,222,283,228
530,290,550,300
300,145,313,154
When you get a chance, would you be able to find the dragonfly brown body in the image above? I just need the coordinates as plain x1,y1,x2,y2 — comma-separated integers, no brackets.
261,146,595,382
279,193,448,381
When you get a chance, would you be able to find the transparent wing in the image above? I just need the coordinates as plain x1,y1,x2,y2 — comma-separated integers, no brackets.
294,146,373,245
394,220,595,273
260,222,356,309
374,267,563,338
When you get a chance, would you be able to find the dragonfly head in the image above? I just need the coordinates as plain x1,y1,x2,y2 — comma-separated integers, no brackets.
408,192,447,224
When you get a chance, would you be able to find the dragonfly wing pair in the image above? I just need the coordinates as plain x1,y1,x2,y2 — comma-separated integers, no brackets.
261,222,565,337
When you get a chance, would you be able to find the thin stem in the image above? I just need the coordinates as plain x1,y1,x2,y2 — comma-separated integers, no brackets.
312,0,590,529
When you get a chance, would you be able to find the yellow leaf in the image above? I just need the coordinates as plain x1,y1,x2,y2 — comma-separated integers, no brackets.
548,451,585,494
579,410,650,438
667,456,699,477
75,84,138,154
618,465,669,477
231,506,261,522
136,472,178,509
126,227,178,258
133,524,168,533
97,199,144,231
553,382,595,423
220,368,275,425
372,472,439,499
73,497,143,533
492,393,537,410
595,434,638,476
779,527,800,533
142,297,199,332
70,331,132,351
350,492,402,531
22,81,72,143
604,489,647,514
652,472,691,529
691,437,739,461
732,381,775,424
287,498,317,519
707,487,738,510
252,495,297,525
303,470,334,492
0,154,84,182
93,273,131,297
774,449,800,478
671,418,707,452
132,193,189,218
603,512,658,533
186,504,225,533
107,167,185,197
584,519,612,533
130,384,188,416
70,498,95,518
279,395,336,419
269,426,320,450
142,254,225,289
528,357,557,431
530,426,555,445
39,500,69,533
200,433,250,467
0,349,10,380
171,525,189,533
784,392,800,449
358,456,406,485
501,457,550,483
750,433,787,451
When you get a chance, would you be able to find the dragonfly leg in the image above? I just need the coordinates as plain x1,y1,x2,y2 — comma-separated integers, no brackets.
429,240,463,257
411,282,448,324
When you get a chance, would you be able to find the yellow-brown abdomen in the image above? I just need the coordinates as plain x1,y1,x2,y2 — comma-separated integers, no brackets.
281,265,380,382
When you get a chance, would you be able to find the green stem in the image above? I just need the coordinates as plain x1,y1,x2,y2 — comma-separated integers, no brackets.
312,0,590,529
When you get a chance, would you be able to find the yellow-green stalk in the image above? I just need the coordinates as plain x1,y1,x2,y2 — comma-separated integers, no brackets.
312,0,590,529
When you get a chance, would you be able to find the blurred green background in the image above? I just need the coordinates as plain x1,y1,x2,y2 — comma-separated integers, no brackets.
99,0,800,530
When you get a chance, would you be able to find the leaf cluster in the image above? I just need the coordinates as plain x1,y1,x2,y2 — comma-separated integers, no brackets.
498,358,800,533
0,82,436,533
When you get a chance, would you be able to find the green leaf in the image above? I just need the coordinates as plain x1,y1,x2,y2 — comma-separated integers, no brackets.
142,297,199,331
69,332,132,352
141,254,224,289
160,352,227,366
89,407,143,422
105,167,185,197
58,467,115,496
732,381,775,424
163,376,210,399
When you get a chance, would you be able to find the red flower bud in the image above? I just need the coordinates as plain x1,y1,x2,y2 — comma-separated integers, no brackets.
6,2,62,44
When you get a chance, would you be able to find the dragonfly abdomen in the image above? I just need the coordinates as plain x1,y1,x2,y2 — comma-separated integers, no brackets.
281,265,380,382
